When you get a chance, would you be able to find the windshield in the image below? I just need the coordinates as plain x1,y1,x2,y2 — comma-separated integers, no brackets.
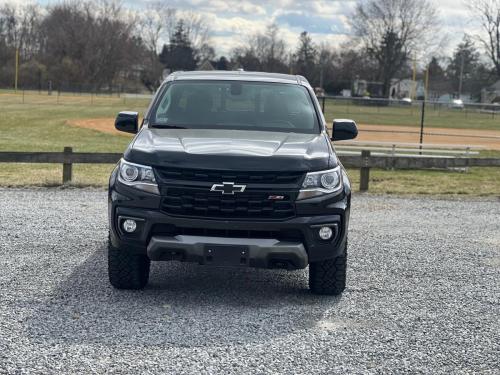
150,80,320,134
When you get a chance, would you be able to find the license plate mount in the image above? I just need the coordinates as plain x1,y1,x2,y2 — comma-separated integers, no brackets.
203,244,249,266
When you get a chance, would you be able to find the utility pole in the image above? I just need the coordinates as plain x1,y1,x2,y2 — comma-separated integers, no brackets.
419,98,426,154
458,51,465,99
419,67,429,155
14,48,19,92
412,54,417,99
319,66,324,89
425,67,429,100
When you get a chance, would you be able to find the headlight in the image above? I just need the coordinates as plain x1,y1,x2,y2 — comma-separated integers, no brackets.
118,159,159,194
297,166,343,200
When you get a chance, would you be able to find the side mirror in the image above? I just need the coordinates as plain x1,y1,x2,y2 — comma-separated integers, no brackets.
331,119,358,141
115,111,139,134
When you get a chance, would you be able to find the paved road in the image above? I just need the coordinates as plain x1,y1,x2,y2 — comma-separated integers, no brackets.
0,189,499,374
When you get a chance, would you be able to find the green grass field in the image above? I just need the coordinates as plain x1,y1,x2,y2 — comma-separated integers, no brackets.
0,91,147,152
2,163,500,196
0,91,499,196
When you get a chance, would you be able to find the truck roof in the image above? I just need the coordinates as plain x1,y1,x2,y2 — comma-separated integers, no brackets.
164,70,311,86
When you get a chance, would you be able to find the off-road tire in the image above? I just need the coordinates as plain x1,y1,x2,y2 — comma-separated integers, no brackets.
309,245,347,295
108,240,150,290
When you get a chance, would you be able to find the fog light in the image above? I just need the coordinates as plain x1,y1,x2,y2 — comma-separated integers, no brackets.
123,219,137,233
318,226,333,240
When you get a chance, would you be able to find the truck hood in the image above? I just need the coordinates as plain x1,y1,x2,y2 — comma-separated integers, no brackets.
124,128,335,171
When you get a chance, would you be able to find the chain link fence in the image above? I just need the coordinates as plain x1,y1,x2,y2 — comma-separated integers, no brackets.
319,96,500,127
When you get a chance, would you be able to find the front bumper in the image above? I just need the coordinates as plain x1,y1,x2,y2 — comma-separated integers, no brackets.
109,173,350,267
148,235,308,269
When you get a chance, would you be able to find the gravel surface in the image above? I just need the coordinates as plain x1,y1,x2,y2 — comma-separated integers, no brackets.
0,188,499,374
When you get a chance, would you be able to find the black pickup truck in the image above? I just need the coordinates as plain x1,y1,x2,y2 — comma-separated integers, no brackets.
108,71,357,295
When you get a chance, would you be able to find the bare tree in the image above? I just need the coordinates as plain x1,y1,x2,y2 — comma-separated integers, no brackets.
137,1,176,55
231,23,288,73
252,23,287,70
317,42,336,88
468,0,500,77
20,4,42,60
135,1,176,88
39,1,143,89
0,3,42,59
0,4,23,48
182,11,210,52
0,0,220,90
196,42,215,62
351,0,438,96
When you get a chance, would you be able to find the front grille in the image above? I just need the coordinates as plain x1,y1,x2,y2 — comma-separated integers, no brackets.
156,167,304,185
161,187,295,219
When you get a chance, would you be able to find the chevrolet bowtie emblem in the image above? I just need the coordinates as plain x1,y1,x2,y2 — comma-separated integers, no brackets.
210,182,246,195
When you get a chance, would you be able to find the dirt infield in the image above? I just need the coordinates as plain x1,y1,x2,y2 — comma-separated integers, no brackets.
67,118,500,150
66,118,128,136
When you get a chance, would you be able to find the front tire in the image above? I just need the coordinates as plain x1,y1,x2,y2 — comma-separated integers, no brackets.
309,244,347,295
108,239,150,290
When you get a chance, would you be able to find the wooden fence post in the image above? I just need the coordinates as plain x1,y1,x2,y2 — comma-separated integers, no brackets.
62,147,73,184
360,150,370,192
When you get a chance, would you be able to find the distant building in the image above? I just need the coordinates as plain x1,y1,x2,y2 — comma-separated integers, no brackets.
436,93,472,104
389,79,425,99
197,60,215,71
162,68,171,81
314,87,325,96
481,80,500,103
341,89,351,97
352,79,384,98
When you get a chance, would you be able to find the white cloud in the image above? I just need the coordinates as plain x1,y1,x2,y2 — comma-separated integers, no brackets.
169,0,480,58
205,14,269,35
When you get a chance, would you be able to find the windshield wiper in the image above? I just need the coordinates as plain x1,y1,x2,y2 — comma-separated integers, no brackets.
151,124,187,129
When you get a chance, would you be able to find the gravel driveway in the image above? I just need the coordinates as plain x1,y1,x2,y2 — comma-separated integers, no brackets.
0,188,499,374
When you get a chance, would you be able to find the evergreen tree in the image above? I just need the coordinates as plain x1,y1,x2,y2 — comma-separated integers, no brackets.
426,57,449,97
446,36,480,94
216,56,229,70
159,20,197,72
373,31,407,96
293,31,317,83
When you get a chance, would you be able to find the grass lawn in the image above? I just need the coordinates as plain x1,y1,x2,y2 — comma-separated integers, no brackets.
0,91,499,196
1,163,499,197
0,92,148,152
348,167,500,196
0,163,116,187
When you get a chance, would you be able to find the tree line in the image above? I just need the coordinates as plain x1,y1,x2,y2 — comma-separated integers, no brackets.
1,0,500,101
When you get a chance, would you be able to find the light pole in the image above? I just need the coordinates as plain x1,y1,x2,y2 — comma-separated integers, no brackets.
14,48,19,92
419,67,430,154
411,53,417,99
458,51,465,99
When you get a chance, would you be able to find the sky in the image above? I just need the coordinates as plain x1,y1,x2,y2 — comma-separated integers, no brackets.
7,0,482,59
131,0,480,59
